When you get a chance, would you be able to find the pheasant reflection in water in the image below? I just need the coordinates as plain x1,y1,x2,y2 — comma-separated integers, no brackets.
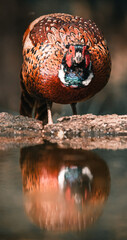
20,144,110,232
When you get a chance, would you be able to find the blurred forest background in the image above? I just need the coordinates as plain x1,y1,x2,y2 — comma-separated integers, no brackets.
0,0,127,117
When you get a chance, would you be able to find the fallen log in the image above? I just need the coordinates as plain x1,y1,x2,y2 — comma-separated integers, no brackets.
0,112,126,150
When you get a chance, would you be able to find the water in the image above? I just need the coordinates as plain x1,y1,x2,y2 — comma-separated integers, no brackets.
0,143,127,240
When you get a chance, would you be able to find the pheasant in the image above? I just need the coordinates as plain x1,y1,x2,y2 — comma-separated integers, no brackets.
20,13,111,124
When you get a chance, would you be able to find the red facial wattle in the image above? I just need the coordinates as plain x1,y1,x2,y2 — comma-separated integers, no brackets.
82,46,87,56
85,54,90,68
82,46,90,69
66,46,75,67
66,54,72,67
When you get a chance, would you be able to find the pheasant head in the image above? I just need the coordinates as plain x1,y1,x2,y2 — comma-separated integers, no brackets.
59,44,93,88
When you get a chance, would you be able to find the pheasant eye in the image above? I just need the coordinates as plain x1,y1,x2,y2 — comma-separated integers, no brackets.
69,46,75,55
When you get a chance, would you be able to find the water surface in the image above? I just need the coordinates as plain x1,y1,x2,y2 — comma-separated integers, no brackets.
0,143,127,240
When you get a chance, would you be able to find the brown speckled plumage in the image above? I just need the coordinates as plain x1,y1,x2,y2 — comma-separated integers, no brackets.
20,13,111,124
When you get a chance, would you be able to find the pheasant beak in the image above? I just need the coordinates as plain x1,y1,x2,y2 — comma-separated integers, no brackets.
74,51,83,64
